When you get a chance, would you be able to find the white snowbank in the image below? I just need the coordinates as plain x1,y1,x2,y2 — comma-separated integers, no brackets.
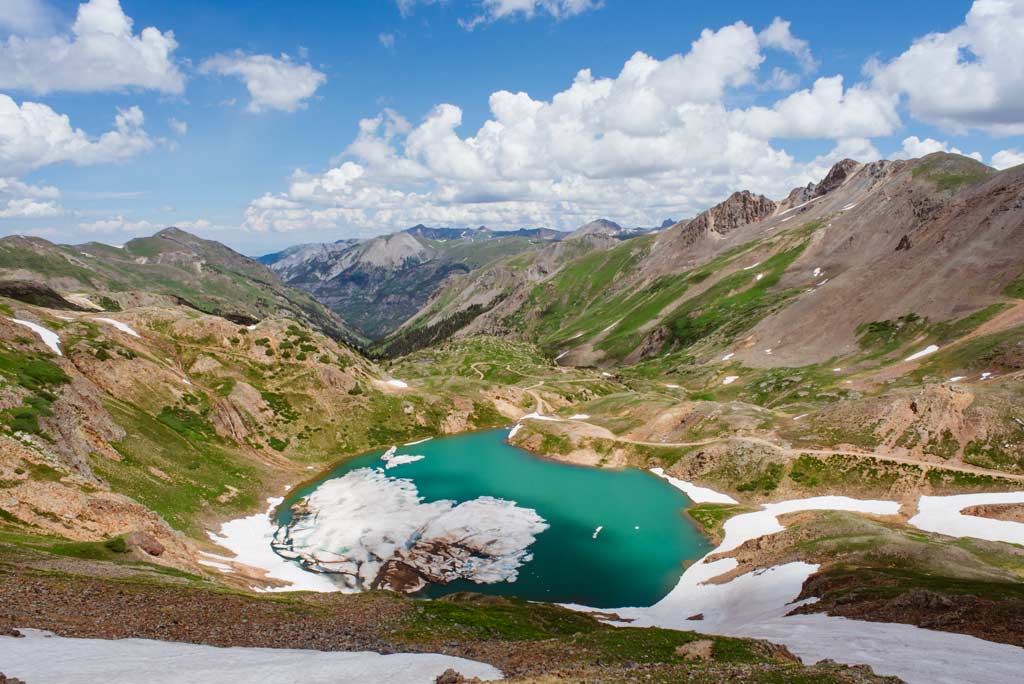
380,446,425,470
722,375,739,385
650,468,739,505
597,489,1024,684
554,351,569,362
904,344,939,362
909,492,1024,545
664,383,681,389
273,468,548,590
208,498,340,593
568,414,590,420
94,317,141,338
792,413,808,421
812,267,822,277
948,376,966,383
519,412,562,422
778,197,817,216
601,319,622,333
507,424,523,439
8,318,62,355
0,629,503,684
742,261,761,271
386,379,409,389
405,437,432,446
842,202,858,211
721,353,734,361
832,367,842,372
779,216,793,223
755,273,764,281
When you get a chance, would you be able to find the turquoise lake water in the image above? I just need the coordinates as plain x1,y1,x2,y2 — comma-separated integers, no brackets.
276,428,710,608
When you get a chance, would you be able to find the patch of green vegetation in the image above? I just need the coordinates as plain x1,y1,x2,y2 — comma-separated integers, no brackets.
687,503,753,541
267,436,289,452
96,296,122,312
911,154,993,191
260,391,299,422
101,400,262,534
1005,271,1024,299
49,536,129,561
736,462,784,493
963,435,1023,472
664,243,807,352
214,378,236,397
924,429,960,460
856,313,926,356
468,400,504,428
157,405,216,442
930,303,1009,344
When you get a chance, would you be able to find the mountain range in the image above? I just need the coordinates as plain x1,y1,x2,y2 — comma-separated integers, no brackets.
1,150,1023,684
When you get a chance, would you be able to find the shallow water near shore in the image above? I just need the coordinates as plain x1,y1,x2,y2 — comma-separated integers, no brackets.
276,428,711,608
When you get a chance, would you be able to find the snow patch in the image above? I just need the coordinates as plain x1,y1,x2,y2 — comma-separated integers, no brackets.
948,376,966,383
742,261,761,271
568,414,590,420
650,468,739,504
842,202,858,211
0,628,503,684
909,492,1024,545
812,267,822,277
8,318,62,355
904,345,939,362
755,273,764,281
592,526,603,539
386,379,409,389
94,317,141,338
404,437,432,446
664,383,681,389
722,375,739,385
721,353,734,361
554,351,569,362
208,499,340,593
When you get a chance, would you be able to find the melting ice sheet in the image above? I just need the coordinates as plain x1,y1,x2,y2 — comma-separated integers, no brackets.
272,468,549,591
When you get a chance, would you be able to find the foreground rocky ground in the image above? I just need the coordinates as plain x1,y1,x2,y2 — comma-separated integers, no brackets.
0,553,902,684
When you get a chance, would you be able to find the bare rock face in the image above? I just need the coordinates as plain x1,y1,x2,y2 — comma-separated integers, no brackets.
435,669,481,684
669,191,778,250
812,158,862,197
126,531,166,557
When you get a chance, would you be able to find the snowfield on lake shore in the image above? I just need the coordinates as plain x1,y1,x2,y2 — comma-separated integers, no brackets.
0,629,502,684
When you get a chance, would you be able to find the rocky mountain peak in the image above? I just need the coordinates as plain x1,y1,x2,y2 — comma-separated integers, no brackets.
813,159,862,197
566,218,624,241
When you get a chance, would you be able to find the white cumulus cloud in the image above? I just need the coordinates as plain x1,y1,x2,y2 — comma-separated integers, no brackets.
893,136,983,161
0,176,62,219
200,51,327,113
869,0,1024,134
991,148,1024,169
168,118,187,136
242,18,894,236
0,0,184,94
0,95,153,175
758,16,817,72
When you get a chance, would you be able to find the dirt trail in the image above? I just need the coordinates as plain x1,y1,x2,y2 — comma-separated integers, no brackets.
553,421,1024,483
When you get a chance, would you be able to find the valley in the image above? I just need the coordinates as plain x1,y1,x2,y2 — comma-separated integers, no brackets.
1,152,1023,684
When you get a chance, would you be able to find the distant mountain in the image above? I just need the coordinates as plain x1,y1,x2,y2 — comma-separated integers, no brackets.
266,226,558,340
0,227,364,345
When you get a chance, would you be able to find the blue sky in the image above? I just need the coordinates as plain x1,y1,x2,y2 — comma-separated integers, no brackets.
1,0,1022,254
